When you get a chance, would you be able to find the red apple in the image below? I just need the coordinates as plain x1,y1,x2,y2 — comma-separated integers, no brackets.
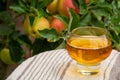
58,0,89,17
58,0,80,17
47,0,59,14
50,17,66,33
86,0,89,4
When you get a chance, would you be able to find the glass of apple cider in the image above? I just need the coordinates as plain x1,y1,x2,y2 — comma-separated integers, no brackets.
66,26,112,75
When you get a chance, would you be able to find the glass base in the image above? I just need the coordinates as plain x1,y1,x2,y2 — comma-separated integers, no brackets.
77,63,100,76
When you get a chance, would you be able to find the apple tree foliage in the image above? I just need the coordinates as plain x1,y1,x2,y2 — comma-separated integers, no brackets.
0,0,120,64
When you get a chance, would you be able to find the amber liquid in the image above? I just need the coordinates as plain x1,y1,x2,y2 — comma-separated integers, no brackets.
66,36,112,66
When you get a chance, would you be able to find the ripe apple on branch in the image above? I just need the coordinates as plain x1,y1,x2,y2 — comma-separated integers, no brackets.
50,16,67,33
47,0,89,17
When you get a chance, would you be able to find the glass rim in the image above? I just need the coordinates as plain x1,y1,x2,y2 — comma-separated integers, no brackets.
66,26,112,49
71,26,107,33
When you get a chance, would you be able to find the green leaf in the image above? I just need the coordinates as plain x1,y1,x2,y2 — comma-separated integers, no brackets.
0,24,13,36
38,0,53,8
77,0,87,14
114,43,120,51
106,0,113,3
109,30,120,44
35,3,48,16
9,40,24,62
68,8,80,32
90,16,104,27
32,38,63,55
39,29,60,42
79,13,91,26
38,8,44,17
31,0,38,8
91,9,109,20
18,0,29,11
8,31,32,47
118,1,120,8
110,25,120,35
10,5,26,14
0,11,14,24
29,16,35,26
18,34,32,47
97,0,105,3
91,2,112,12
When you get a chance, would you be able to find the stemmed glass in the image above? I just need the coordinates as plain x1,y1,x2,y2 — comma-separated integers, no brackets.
66,26,112,75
